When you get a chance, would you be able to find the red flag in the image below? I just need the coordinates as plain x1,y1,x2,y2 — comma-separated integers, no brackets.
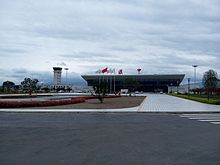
101,67,108,73
118,69,123,74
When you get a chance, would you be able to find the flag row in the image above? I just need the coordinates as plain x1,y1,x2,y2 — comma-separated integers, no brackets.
95,68,142,75
95,68,123,75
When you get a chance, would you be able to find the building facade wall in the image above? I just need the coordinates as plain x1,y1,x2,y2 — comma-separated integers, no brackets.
82,74,185,93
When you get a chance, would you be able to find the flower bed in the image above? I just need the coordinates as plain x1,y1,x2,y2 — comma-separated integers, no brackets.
0,95,121,108
0,97,85,108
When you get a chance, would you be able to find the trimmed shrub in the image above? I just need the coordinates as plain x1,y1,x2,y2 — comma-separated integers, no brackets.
0,97,85,108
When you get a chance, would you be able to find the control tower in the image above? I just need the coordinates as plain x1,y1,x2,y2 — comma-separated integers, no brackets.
53,67,62,85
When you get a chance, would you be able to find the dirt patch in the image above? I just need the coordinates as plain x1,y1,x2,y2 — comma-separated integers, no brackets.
35,96,146,109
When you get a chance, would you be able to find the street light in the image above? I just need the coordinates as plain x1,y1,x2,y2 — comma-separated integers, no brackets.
192,65,198,88
187,78,191,96
170,83,173,93
177,80,179,94
64,68,69,85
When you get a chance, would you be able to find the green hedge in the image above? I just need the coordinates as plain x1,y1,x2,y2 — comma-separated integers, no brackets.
169,94,220,105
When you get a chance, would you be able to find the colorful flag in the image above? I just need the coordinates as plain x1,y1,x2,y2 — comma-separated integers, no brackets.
101,67,108,73
108,68,115,74
118,69,123,74
112,68,115,74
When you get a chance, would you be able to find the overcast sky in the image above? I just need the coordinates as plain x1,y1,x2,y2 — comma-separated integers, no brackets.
0,0,220,84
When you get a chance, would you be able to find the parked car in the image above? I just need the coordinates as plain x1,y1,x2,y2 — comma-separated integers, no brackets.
135,91,139,94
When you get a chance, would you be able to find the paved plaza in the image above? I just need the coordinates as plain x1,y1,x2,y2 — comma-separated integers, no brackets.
1,94,220,113
138,94,220,112
179,113,220,125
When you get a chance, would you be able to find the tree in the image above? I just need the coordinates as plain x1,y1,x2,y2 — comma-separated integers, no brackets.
93,80,108,103
2,81,15,92
202,69,218,99
21,78,39,95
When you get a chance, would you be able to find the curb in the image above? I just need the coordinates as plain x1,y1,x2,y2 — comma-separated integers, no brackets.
0,109,220,114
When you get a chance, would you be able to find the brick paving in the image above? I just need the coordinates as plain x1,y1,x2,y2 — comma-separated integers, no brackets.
138,94,220,112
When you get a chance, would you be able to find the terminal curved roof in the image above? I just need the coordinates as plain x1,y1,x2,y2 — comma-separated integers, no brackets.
82,74,185,81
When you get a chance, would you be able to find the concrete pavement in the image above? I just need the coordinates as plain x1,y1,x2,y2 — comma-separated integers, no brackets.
0,113,219,165
1,94,220,113
138,94,220,112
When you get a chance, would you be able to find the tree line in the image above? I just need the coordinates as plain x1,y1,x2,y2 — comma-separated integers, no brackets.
1,78,39,94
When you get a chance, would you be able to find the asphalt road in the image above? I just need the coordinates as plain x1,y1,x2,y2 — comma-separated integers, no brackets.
0,113,220,165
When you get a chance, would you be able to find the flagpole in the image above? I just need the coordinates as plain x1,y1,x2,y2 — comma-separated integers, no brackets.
114,75,115,93
110,76,112,93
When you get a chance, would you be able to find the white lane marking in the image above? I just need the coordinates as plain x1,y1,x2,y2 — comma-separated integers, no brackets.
198,119,220,122
188,117,220,120
180,115,220,119
180,114,220,117
210,122,220,125
179,114,220,125
180,114,220,120
181,113,220,115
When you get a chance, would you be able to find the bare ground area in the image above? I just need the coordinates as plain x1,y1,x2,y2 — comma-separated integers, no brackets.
35,96,146,109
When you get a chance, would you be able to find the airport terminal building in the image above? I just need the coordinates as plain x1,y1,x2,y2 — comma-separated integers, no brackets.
81,74,185,93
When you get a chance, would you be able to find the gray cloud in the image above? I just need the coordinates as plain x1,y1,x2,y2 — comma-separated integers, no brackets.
57,62,67,66
0,48,28,57
12,68,28,74
0,0,220,84
0,68,52,84
0,48,27,54
0,67,86,85
61,52,106,59
60,51,123,64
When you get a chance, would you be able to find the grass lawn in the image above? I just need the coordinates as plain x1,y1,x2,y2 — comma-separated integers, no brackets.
169,93,220,105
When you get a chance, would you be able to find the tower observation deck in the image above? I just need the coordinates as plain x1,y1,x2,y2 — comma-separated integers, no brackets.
53,67,62,85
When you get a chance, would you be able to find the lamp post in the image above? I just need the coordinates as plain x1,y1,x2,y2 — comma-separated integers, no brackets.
177,81,179,94
192,65,198,88
170,83,173,93
187,78,191,96
64,68,69,85
113,75,116,93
